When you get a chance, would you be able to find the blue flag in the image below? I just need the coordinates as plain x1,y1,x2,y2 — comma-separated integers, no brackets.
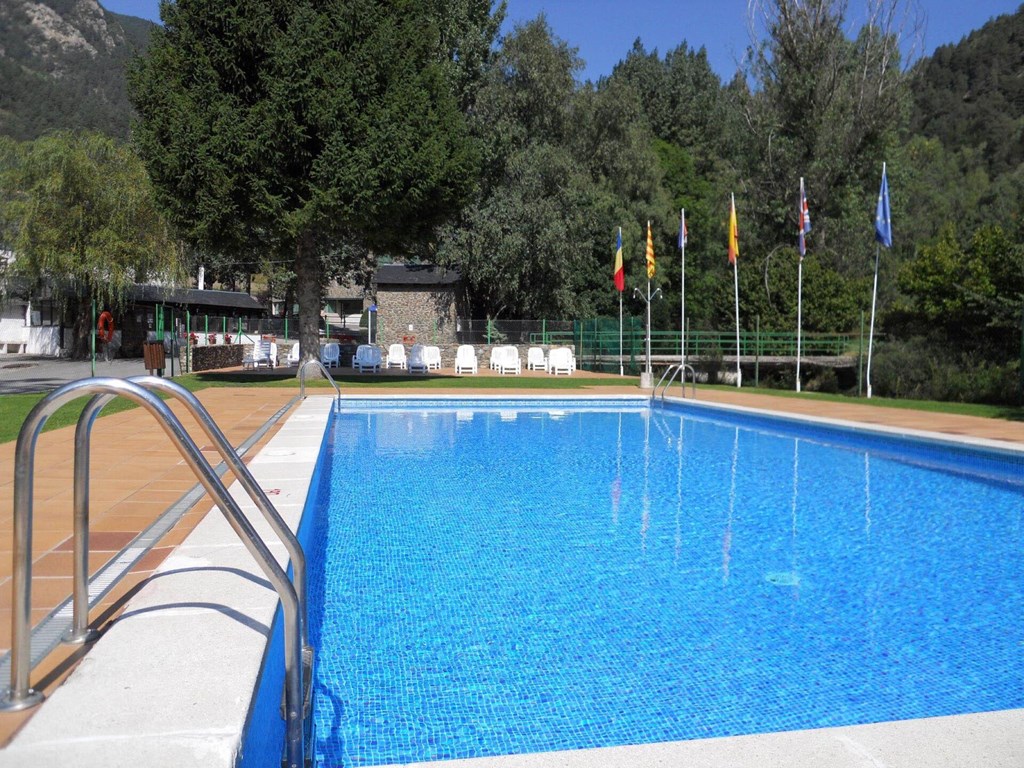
875,164,892,248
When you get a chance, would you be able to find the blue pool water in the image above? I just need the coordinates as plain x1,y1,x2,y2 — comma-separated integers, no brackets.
302,399,1024,767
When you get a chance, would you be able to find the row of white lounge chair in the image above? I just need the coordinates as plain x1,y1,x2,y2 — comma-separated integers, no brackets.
283,342,576,375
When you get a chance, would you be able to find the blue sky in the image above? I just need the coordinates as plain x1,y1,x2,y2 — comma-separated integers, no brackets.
101,0,1022,82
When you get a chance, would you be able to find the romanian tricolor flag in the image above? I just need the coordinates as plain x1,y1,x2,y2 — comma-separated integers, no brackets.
613,228,624,291
728,196,739,265
646,221,656,279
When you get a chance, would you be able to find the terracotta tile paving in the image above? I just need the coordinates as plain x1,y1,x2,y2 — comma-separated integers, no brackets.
0,374,1021,746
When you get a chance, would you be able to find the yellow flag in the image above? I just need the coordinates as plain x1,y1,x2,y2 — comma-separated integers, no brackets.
728,196,739,265
646,221,656,279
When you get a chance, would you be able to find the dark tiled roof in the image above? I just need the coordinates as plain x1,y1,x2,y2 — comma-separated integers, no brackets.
128,285,266,314
374,264,460,286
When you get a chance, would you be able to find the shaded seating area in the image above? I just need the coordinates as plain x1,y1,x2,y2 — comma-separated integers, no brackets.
454,344,478,374
352,344,382,372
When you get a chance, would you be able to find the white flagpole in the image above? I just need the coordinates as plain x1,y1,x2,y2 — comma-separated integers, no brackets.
680,208,686,367
618,227,624,376
866,244,880,398
796,177,804,393
732,194,742,388
646,278,652,377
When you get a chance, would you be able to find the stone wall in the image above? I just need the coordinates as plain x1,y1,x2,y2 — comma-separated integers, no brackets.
185,343,245,372
375,286,459,348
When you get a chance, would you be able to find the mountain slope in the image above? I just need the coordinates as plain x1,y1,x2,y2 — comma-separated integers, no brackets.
0,0,153,140
910,5,1024,175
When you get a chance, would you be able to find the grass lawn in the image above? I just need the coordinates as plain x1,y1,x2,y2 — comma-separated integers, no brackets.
1,370,1021,444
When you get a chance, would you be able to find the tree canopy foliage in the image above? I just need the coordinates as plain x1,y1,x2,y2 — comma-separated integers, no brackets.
129,0,500,361
0,131,180,354
3,0,1022,402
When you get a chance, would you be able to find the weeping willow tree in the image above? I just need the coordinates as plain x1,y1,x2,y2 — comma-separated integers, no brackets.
2,131,181,356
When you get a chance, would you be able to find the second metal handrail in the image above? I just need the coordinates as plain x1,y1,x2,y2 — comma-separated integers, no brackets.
0,377,308,768
65,376,310,656
299,358,340,401
655,363,698,400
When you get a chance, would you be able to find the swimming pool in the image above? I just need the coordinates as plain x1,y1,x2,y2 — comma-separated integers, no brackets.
246,397,1024,767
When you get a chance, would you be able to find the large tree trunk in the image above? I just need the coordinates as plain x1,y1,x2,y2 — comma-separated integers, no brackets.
67,294,92,359
294,234,323,369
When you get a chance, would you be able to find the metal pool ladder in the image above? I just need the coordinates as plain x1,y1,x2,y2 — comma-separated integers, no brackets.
298,358,340,402
655,362,698,400
0,377,313,768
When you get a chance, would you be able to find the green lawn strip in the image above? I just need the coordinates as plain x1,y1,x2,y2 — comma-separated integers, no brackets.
0,373,638,444
0,392,141,445
185,371,635,389
695,383,1024,421
4,373,1020,446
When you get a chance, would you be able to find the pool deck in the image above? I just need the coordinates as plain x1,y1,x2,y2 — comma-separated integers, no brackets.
1,369,1023,765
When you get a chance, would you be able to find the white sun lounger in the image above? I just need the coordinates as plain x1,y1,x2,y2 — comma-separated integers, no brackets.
320,342,340,368
352,344,382,373
386,343,407,370
407,344,429,373
424,346,442,370
495,345,521,375
548,347,574,375
454,344,478,374
526,346,547,371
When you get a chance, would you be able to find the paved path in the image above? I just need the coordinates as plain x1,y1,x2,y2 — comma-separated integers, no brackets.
0,356,154,395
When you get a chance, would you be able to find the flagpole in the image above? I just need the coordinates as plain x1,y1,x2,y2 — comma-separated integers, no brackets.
867,161,891,399
796,255,803,392
731,194,741,388
618,290,623,377
614,227,622,376
796,178,804,393
866,244,880,398
680,208,686,367
646,278,652,377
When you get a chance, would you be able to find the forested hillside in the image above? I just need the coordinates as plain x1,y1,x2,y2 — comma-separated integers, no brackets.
0,0,152,140
911,6,1024,176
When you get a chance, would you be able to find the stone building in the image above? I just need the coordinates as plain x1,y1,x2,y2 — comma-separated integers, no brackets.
371,264,465,348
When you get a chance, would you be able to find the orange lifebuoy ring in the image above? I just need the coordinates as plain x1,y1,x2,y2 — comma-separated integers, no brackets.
97,311,115,343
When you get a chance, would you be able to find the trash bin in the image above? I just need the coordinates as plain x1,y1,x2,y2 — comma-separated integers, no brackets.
143,341,165,375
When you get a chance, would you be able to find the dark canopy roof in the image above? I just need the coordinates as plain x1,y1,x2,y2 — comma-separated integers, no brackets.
374,264,460,286
128,285,266,316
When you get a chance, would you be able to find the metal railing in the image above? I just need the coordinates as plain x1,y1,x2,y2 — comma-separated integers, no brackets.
655,363,698,400
298,359,340,402
533,327,857,359
0,377,310,768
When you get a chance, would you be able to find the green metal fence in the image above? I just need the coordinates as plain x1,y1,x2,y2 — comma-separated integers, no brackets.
529,320,856,359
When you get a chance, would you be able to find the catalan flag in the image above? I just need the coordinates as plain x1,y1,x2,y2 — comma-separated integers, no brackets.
728,196,739,264
613,227,624,291
646,221,656,279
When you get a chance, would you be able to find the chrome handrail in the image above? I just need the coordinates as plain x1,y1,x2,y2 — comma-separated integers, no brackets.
0,377,307,768
298,358,340,402
64,377,310,658
654,363,698,400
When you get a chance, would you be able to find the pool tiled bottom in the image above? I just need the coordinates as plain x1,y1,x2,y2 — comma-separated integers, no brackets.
308,404,1024,766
